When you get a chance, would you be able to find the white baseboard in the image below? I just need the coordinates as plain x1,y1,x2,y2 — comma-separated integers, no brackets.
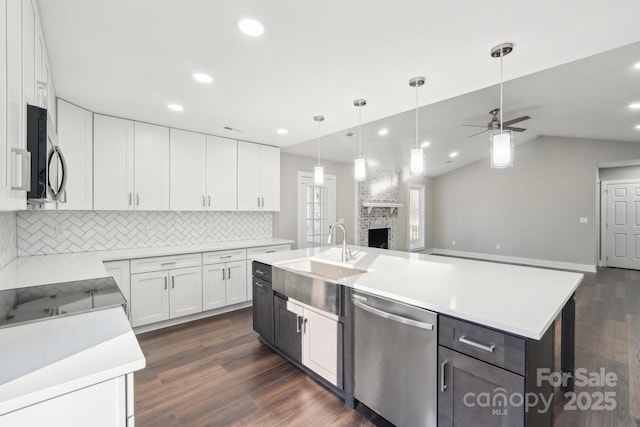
430,248,596,273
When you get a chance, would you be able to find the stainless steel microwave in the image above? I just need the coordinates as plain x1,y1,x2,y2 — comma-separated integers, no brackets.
24,105,67,204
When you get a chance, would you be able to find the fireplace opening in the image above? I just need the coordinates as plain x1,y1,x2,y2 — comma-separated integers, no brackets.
368,228,389,249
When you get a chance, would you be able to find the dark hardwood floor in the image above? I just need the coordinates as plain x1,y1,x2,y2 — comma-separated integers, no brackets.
135,267,640,427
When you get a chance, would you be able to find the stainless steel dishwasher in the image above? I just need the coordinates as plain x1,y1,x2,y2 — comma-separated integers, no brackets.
353,291,437,427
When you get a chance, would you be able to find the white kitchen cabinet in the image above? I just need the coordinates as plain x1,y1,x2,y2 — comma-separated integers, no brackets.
169,266,203,318
237,141,280,211
203,263,226,310
206,135,237,211
94,115,135,210
130,271,169,327
225,260,247,305
22,0,35,108
104,260,131,316
170,128,206,211
134,122,170,211
56,99,93,210
287,299,339,386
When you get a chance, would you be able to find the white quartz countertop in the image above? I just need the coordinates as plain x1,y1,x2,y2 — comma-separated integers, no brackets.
0,238,293,290
253,246,584,340
0,307,145,415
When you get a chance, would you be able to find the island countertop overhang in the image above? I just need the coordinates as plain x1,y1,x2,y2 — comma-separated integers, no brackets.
253,245,584,340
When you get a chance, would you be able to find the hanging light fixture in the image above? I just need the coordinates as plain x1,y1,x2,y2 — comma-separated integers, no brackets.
353,99,367,181
490,43,514,168
409,77,426,175
313,115,325,185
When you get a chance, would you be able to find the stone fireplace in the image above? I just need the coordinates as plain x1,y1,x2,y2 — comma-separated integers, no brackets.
368,228,389,249
357,169,400,250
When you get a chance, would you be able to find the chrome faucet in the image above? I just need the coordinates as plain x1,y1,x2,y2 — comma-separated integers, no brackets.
327,223,352,262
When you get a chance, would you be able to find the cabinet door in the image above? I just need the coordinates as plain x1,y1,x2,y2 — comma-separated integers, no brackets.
170,129,206,211
22,0,35,107
0,2,9,209
134,122,170,210
206,136,237,211
438,346,524,427
274,295,302,363
130,271,169,327
104,260,131,304
169,266,202,319
225,260,247,305
94,115,134,210
56,100,93,210
302,307,338,385
237,141,261,211
203,263,226,311
252,278,274,345
259,145,280,211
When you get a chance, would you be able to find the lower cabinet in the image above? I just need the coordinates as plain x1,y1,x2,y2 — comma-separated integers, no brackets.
252,275,274,345
104,260,131,318
246,244,291,300
203,260,247,310
130,266,202,327
273,294,302,363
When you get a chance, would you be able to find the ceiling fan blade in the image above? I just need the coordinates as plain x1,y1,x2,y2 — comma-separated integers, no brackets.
467,129,488,138
461,124,487,128
504,126,527,132
502,116,531,127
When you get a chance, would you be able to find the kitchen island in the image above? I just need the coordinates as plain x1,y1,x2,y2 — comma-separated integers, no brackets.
252,245,583,427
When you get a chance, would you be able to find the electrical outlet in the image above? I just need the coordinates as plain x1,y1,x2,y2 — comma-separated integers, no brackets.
452,240,456,246
496,244,501,250
579,217,588,224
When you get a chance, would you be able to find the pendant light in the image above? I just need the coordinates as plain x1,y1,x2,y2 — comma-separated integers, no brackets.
409,77,426,175
313,115,325,185
490,43,514,168
353,99,367,181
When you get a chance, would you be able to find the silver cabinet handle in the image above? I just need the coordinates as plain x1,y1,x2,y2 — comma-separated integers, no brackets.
164,277,167,290
459,336,496,353
353,299,434,330
171,276,175,289
255,281,265,288
129,192,132,206
208,195,211,206
441,360,448,392
161,261,176,266
222,268,226,280
202,195,205,207
227,267,231,279
257,197,260,207
265,250,276,253
220,255,232,259
261,197,264,207
296,316,302,333
136,193,140,206
11,148,31,191
303,318,308,334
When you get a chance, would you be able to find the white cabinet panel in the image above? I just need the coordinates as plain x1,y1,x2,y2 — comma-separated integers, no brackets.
0,3,8,209
134,122,170,211
225,260,247,305
302,307,338,386
22,0,35,107
170,128,206,211
203,263,226,311
206,135,237,211
104,260,131,317
169,266,202,318
260,145,280,211
130,271,169,327
203,248,246,265
130,253,202,274
94,115,134,210
237,141,261,211
57,99,93,210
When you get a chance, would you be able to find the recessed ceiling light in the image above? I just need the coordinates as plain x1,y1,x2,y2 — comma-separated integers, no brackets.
636,125,640,130
421,141,431,148
449,151,459,158
277,128,288,135
378,128,389,136
634,62,640,70
629,103,640,109
193,73,213,84
167,104,184,112
237,18,264,36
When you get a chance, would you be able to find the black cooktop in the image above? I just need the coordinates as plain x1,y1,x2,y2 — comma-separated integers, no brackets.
0,277,127,328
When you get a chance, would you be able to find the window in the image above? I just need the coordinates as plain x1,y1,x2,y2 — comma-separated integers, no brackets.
408,184,425,250
297,172,336,249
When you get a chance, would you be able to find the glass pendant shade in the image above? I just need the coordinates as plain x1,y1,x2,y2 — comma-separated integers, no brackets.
490,130,513,168
354,157,366,181
314,165,324,185
410,147,424,175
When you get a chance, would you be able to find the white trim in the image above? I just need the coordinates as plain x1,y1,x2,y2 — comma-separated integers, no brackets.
598,159,640,168
430,248,596,273
600,179,640,268
408,184,425,251
297,171,336,249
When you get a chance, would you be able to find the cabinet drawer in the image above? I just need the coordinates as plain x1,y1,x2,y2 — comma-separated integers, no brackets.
203,248,247,265
130,253,202,274
439,315,526,375
247,244,291,258
252,262,272,283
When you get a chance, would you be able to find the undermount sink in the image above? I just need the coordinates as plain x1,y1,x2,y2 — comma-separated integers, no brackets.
280,259,367,280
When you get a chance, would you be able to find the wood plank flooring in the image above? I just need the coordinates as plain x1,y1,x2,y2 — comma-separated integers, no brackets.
135,267,640,427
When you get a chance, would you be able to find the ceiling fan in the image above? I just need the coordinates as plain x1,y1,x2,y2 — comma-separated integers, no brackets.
463,108,531,138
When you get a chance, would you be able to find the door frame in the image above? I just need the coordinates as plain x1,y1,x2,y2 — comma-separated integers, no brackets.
297,171,336,249
600,178,640,267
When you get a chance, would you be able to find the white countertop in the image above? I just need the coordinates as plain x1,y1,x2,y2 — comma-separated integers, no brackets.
0,238,293,290
253,246,584,340
0,307,145,415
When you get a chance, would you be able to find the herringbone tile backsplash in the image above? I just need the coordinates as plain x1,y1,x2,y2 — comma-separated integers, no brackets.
0,212,17,268
17,211,273,256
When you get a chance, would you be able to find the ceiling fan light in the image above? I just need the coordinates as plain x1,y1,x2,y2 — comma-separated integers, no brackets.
490,131,513,168
410,147,424,175
314,166,325,185
354,157,367,181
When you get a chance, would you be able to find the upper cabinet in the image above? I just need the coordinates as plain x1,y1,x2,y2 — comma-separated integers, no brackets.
56,100,93,210
206,135,237,211
237,141,280,211
134,122,170,210
170,129,206,211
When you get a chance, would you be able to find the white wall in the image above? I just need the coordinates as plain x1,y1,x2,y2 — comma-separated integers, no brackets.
432,136,640,267
275,153,356,248
599,165,640,181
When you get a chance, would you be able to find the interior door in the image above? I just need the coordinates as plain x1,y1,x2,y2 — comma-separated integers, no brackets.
607,182,640,269
206,136,237,211
169,266,203,318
